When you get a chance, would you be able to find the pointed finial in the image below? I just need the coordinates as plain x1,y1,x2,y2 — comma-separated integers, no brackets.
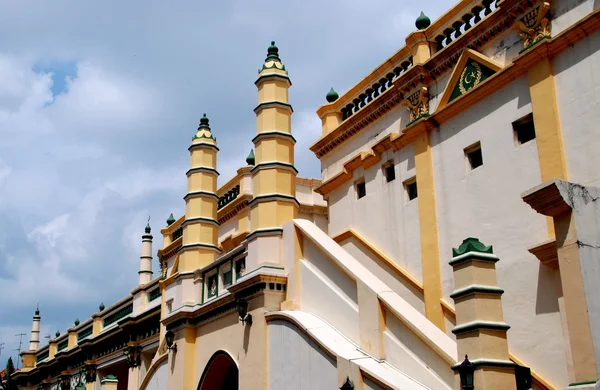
415,11,431,29
55,330,60,338
326,87,339,103
246,149,255,165
99,302,105,311
145,222,151,234
35,303,40,316
198,113,210,129
74,318,80,326
166,213,176,226
265,40,280,62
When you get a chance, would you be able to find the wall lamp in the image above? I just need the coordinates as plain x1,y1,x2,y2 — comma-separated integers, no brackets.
236,298,252,326
165,329,177,353
457,355,474,390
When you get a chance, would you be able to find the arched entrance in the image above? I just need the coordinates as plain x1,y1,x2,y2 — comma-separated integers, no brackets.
198,351,239,390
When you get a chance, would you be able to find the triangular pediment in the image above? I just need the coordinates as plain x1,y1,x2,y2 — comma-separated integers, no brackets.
438,49,503,109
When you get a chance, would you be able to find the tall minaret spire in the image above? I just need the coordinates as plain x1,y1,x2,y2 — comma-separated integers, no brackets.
247,41,298,270
179,114,221,273
29,306,41,351
138,219,153,285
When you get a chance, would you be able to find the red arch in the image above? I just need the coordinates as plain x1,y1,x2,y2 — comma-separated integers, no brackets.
197,351,239,390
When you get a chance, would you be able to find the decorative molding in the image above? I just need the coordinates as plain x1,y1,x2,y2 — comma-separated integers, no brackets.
528,238,558,269
123,345,142,368
401,87,429,122
515,2,551,48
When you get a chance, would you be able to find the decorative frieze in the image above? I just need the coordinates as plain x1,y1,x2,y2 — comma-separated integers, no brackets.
401,87,429,122
515,2,551,48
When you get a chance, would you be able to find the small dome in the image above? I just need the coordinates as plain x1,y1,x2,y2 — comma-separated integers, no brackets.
246,149,255,165
74,318,80,326
326,87,339,103
415,11,431,30
166,213,176,226
99,302,105,311
55,330,60,338
198,113,210,129
145,223,151,234
265,41,280,62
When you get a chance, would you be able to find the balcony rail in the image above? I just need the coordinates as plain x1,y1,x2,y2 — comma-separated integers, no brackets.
57,340,68,352
172,226,183,241
148,288,162,302
429,0,498,51
36,350,49,363
103,304,133,327
77,327,92,342
218,184,240,210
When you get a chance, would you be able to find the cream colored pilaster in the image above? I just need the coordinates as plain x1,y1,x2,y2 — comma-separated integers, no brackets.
413,130,445,331
48,338,57,359
406,30,431,65
247,41,298,272
316,92,342,136
522,180,600,386
357,280,385,359
527,57,568,237
337,357,363,390
449,238,516,390
100,375,118,390
92,314,102,336
126,367,139,390
67,327,77,349
179,114,221,275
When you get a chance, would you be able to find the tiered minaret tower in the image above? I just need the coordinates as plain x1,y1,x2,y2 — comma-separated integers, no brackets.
29,306,41,351
138,222,153,285
179,114,221,273
247,41,298,269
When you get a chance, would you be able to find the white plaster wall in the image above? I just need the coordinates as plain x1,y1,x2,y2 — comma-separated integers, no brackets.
554,30,600,186
363,377,386,390
268,319,337,390
340,238,425,315
141,360,167,390
327,143,423,289
552,0,597,36
320,106,409,181
300,240,360,344
298,212,328,234
432,75,569,387
384,312,453,389
218,217,237,242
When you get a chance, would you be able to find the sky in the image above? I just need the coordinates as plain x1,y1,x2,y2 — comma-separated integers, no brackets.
0,0,453,366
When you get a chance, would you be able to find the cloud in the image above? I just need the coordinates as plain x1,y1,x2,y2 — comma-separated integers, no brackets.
0,0,455,363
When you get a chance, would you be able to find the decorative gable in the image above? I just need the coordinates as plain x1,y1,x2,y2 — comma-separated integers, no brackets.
437,49,503,110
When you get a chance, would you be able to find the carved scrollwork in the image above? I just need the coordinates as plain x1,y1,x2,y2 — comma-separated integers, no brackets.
124,345,142,368
84,363,97,383
515,2,551,47
401,87,429,122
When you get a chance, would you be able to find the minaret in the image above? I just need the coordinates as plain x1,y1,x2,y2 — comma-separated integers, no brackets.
138,222,153,285
247,41,298,269
179,114,221,273
29,306,41,351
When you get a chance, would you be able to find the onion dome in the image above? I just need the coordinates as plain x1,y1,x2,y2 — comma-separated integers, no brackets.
246,149,255,165
166,213,176,226
145,223,151,234
326,87,339,103
99,302,105,311
74,318,80,326
415,11,431,30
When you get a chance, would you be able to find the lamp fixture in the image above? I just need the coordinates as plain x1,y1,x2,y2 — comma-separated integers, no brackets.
236,298,252,326
165,329,177,353
457,355,474,390
340,377,354,390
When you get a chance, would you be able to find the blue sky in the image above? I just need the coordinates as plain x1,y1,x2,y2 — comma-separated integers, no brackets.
0,0,453,366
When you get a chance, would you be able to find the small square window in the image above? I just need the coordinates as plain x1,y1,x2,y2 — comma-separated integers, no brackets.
513,113,536,145
465,142,483,171
404,177,418,201
356,180,366,199
383,163,396,183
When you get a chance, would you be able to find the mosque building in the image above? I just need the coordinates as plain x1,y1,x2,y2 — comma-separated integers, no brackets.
9,0,600,388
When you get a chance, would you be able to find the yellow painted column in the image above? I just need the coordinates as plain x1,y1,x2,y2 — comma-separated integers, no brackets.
528,58,568,236
247,41,298,270
179,114,221,272
413,130,445,331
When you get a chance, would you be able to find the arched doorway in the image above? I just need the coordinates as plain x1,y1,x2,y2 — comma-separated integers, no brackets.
198,351,239,390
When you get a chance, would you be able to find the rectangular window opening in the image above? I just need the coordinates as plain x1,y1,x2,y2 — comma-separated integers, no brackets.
383,162,396,183
356,179,366,199
513,113,536,145
465,142,483,171
404,177,418,202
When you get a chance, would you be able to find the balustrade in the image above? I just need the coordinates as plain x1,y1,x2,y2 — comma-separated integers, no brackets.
217,184,240,210
432,0,497,51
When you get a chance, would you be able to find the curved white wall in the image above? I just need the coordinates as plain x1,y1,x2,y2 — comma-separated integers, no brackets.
141,360,167,390
268,319,337,390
